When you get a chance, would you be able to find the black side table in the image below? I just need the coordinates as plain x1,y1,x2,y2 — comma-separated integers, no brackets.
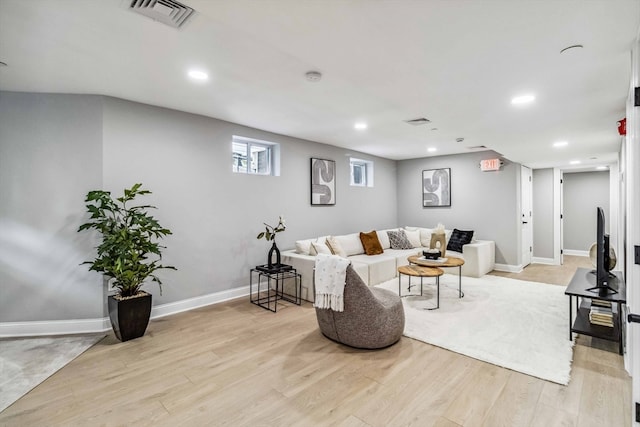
250,264,302,312
565,267,626,354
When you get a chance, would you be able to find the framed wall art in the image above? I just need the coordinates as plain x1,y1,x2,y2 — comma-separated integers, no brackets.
422,168,451,207
310,158,336,206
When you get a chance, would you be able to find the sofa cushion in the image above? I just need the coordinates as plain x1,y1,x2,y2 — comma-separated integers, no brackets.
419,228,433,247
335,233,365,256
376,229,393,249
295,238,315,255
447,229,474,253
403,229,422,248
310,240,332,255
349,253,397,285
326,236,347,257
387,230,413,249
359,231,384,255
406,226,436,248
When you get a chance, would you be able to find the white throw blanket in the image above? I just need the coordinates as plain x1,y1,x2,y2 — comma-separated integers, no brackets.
314,253,351,311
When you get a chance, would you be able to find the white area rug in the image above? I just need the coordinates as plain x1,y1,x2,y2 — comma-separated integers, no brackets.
377,274,574,385
0,335,103,412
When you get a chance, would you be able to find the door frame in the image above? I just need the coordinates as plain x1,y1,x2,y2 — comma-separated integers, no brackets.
553,168,563,265
520,165,533,268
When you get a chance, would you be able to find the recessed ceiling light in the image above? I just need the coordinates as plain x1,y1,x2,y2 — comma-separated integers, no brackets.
511,94,535,105
354,122,367,130
187,70,209,81
596,166,608,170
427,147,437,153
553,141,568,147
570,160,581,165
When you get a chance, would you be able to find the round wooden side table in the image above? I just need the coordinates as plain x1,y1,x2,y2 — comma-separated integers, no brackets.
397,264,444,310
407,255,465,298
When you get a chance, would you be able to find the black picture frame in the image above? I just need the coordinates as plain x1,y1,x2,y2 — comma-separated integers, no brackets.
422,168,451,207
310,158,336,206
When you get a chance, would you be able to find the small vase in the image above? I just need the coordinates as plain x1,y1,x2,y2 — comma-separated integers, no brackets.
268,241,281,268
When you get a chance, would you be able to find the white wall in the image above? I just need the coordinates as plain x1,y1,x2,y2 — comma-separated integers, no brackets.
102,96,399,304
0,92,104,322
396,151,520,266
0,92,399,323
562,171,610,253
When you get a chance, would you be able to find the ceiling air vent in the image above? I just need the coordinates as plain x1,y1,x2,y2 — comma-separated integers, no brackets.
467,145,487,150
404,118,431,126
128,0,195,29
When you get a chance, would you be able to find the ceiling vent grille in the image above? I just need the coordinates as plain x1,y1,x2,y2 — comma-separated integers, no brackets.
129,0,195,29
467,145,488,150
404,118,431,126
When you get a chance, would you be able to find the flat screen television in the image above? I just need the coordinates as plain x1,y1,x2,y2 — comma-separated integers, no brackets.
588,206,617,295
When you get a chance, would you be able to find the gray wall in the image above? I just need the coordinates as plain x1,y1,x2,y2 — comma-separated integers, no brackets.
563,171,610,252
396,151,520,265
532,168,555,259
0,92,104,321
0,92,398,321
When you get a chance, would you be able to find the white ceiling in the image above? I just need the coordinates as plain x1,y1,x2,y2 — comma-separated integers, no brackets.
1,0,638,168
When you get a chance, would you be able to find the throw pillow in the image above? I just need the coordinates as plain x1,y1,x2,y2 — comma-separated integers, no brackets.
310,241,332,256
387,229,414,250
359,231,384,255
326,236,348,258
404,228,422,248
295,239,315,255
377,229,395,249
334,233,365,256
419,228,433,247
446,228,474,253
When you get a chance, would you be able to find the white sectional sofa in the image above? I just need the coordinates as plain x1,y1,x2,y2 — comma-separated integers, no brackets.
281,227,495,302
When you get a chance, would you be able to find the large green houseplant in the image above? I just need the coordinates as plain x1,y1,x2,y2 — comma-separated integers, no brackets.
78,183,176,341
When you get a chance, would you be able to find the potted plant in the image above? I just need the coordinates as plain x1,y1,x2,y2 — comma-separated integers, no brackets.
78,183,176,341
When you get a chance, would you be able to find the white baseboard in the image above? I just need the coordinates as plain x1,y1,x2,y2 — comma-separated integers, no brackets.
493,263,523,273
532,257,557,265
0,318,111,338
0,285,251,338
151,285,250,319
563,250,589,257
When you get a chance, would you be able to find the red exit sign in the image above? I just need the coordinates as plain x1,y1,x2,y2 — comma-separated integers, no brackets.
480,158,502,171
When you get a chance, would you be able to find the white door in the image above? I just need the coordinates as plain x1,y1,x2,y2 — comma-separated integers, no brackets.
521,166,533,268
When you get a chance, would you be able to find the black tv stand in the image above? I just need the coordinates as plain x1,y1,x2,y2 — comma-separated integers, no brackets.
585,284,618,295
565,268,626,354
586,270,619,294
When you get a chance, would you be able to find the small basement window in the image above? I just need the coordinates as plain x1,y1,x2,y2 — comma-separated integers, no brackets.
350,158,374,187
232,136,280,176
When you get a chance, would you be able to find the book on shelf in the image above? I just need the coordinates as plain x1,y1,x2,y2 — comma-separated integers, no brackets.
589,318,614,328
591,299,612,308
589,306,613,316
589,303,614,327
589,314,613,322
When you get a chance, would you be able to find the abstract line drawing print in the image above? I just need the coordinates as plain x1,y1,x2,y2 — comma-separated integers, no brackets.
311,158,336,205
423,168,451,207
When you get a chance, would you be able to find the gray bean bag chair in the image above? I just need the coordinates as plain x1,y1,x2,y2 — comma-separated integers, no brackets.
315,264,405,349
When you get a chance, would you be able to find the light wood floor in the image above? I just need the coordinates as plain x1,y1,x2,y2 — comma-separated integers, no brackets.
0,257,631,426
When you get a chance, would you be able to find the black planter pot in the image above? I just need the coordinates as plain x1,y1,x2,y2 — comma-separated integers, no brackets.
108,292,152,342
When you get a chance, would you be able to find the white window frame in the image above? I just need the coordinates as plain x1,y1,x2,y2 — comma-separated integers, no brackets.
350,158,374,187
232,136,280,176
